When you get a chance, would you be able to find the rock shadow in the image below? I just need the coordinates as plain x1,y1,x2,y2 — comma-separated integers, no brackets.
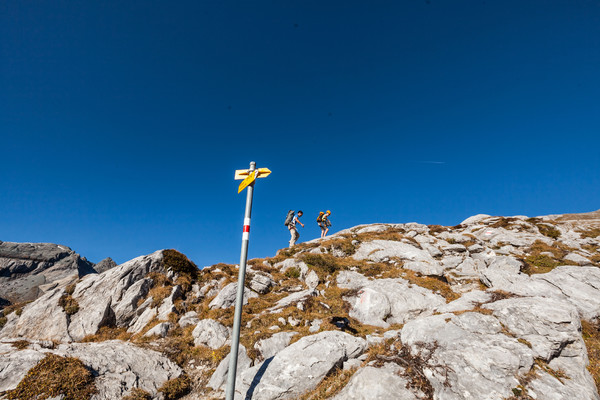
243,356,274,400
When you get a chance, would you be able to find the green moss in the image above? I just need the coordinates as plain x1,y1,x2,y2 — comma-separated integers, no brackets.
284,267,301,279
6,353,96,400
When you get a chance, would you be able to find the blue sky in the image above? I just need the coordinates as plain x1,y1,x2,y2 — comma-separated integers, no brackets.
1,1,599,266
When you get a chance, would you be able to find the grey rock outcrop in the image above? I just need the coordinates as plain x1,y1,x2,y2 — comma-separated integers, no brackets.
0,242,95,303
93,257,117,274
0,250,166,341
0,340,182,398
234,331,366,399
331,365,419,400
192,319,230,349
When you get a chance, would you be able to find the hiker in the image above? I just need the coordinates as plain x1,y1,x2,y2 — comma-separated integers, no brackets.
285,210,304,246
318,210,331,238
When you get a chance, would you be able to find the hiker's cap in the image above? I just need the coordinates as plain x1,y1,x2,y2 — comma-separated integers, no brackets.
326,210,331,214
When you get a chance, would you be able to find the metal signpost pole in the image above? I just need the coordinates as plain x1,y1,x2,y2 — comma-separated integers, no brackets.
226,161,256,400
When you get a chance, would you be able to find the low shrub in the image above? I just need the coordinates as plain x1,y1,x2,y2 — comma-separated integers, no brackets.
284,267,301,279
6,353,96,400
301,253,342,275
158,375,191,400
58,294,80,315
163,249,198,275
536,224,561,239
122,388,152,400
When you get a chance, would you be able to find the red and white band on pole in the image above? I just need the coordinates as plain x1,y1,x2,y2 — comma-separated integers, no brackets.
242,217,251,240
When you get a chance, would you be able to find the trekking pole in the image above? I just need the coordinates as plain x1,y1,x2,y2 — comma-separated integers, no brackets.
227,161,271,400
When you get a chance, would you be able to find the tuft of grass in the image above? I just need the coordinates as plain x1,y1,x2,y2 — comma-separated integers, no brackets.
582,320,600,392
299,368,356,399
489,217,519,229
65,283,76,296
321,235,358,256
301,253,344,276
428,225,448,234
6,353,96,400
536,224,561,239
520,240,570,275
11,340,30,350
163,249,198,275
158,375,191,400
58,294,80,316
0,316,6,328
579,227,600,239
400,270,460,302
122,388,152,400
81,326,132,342
284,267,301,279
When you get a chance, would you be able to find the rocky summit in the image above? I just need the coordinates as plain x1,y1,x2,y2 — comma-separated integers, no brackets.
1,210,600,400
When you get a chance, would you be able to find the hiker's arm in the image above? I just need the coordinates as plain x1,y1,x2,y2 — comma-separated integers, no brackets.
296,217,304,227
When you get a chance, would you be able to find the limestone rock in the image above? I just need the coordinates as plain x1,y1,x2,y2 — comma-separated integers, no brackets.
93,257,117,274
0,241,95,303
331,366,419,400
144,322,171,338
401,312,534,400
209,282,253,309
249,272,274,294
235,331,366,399
192,319,230,349
0,340,182,398
207,344,251,391
254,331,297,361
348,278,445,328
178,311,199,328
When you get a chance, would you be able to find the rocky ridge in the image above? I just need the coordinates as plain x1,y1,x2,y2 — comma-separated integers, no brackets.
0,210,599,399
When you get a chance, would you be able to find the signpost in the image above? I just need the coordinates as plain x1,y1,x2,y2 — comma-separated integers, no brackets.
226,161,270,400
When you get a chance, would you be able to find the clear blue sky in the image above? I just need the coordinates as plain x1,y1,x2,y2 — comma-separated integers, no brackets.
1,1,599,267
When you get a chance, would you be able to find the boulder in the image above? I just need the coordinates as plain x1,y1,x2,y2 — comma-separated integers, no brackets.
254,331,297,361
209,282,254,309
192,319,230,349
331,365,419,400
0,340,182,398
234,331,366,399
249,272,274,294
207,344,251,391
144,322,171,338
401,312,534,400
178,311,200,328
348,278,445,328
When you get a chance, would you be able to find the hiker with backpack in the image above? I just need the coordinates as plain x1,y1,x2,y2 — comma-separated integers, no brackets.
317,210,332,238
285,210,304,247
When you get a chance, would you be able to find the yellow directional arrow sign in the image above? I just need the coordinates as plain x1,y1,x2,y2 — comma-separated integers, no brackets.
235,168,271,180
238,170,258,193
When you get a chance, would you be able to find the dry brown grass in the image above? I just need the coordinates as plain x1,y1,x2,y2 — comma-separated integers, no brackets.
364,338,445,398
400,270,460,302
521,240,571,275
320,235,358,256
81,326,132,342
579,227,600,239
58,294,80,315
158,375,191,400
122,388,152,400
428,225,449,234
298,368,356,399
10,340,30,350
5,353,96,400
582,320,600,392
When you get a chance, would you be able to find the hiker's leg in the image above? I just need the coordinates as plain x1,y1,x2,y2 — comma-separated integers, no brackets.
289,228,294,246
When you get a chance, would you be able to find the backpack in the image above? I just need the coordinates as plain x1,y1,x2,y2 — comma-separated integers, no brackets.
317,212,324,223
284,210,295,226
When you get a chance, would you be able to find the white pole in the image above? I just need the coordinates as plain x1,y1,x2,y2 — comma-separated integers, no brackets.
225,161,256,400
